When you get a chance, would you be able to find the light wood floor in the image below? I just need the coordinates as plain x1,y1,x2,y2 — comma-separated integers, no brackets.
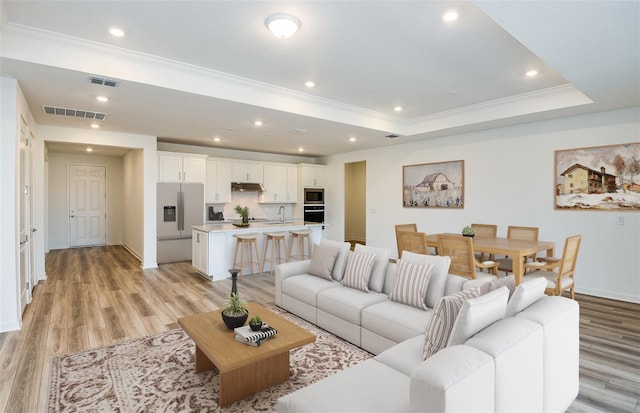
0,246,638,412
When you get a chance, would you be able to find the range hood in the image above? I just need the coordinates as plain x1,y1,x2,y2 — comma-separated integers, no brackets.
231,182,265,192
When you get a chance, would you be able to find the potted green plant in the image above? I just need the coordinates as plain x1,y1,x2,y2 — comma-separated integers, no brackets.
221,292,249,329
249,315,263,331
462,225,475,237
234,205,250,224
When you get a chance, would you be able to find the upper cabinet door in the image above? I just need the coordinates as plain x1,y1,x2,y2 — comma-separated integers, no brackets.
232,162,263,183
261,164,287,203
215,161,232,203
181,157,206,183
158,152,206,183
300,164,326,187
286,165,298,203
158,153,183,182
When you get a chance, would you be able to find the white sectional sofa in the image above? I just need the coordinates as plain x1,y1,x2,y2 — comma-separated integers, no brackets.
274,240,579,413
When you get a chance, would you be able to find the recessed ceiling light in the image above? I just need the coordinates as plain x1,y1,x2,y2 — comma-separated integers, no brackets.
349,137,357,142
213,137,221,142
443,11,458,22
96,96,109,102
394,106,403,112
305,81,315,88
526,70,539,77
109,27,125,37
265,14,300,39
298,147,304,152
254,120,263,126
90,123,100,129
86,147,93,152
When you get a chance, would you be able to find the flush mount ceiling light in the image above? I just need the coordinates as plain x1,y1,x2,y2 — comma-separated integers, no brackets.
526,69,539,77
254,120,263,126
109,27,125,37
305,81,315,88
96,96,109,102
265,14,301,39
394,106,403,112
443,10,459,22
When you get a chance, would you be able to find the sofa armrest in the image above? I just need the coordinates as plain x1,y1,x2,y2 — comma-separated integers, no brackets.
410,345,494,413
275,260,311,306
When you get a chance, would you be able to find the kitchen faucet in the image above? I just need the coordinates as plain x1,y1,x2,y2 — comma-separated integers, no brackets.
278,205,286,223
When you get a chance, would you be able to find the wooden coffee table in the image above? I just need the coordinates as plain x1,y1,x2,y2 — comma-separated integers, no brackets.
177,302,316,407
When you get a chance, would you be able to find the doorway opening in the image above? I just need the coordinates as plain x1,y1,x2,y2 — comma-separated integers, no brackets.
344,161,366,249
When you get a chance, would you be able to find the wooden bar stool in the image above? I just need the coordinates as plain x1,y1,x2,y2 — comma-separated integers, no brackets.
288,229,313,261
261,231,289,275
232,233,261,276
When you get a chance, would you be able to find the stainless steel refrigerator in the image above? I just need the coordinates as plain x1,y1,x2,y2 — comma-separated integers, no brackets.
157,182,204,263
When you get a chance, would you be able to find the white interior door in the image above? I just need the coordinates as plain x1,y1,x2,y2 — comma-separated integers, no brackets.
19,116,30,312
69,164,106,247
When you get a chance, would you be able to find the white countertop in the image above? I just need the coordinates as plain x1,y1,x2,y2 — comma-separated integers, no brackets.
193,221,324,233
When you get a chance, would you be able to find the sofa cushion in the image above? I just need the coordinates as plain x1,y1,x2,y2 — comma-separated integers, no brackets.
480,274,516,298
277,359,410,413
398,251,451,308
447,286,509,346
318,239,352,281
281,274,340,306
389,260,434,310
374,335,425,376
342,251,376,292
317,286,387,325
308,243,340,280
354,244,391,292
362,300,432,344
423,288,482,360
506,277,547,317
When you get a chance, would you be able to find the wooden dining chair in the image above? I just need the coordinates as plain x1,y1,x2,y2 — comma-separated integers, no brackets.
398,231,430,256
471,223,498,262
395,223,417,258
522,235,582,299
437,234,499,283
497,226,540,275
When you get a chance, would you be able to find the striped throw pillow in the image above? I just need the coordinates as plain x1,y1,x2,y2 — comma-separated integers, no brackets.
423,288,482,360
341,251,376,292
389,260,435,310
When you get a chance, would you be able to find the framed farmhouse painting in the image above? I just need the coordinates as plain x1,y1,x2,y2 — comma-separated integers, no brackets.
403,160,464,208
555,142,640,210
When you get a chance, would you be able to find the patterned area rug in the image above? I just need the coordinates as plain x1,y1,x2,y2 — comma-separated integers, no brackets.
48,307,372,412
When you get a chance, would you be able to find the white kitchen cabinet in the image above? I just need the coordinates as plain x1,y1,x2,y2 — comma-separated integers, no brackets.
286,165,298,203
260,164,299,203
205,159,232,203
299,164,326,188
261,164,286,203
231,161,263,183
192,229,209,274
158,151,206,183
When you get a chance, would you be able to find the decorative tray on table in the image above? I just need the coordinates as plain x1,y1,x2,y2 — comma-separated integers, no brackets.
232,223,250,227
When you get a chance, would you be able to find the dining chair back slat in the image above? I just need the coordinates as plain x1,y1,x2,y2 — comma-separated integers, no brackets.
395,223,417,258
399,231,430,257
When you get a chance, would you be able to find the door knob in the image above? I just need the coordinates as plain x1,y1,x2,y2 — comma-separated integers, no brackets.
69,215,76,218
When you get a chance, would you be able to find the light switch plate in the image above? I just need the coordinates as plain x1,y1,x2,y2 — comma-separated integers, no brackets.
616,215,624,225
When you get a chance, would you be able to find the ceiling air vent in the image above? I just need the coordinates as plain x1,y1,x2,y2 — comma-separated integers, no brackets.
89,76,119,87
43,106,107,120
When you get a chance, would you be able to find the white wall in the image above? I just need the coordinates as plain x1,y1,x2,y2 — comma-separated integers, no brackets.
47,152,124,249
37,126,158,268
123,149,144,259
0,78,20,331
322,107,640,303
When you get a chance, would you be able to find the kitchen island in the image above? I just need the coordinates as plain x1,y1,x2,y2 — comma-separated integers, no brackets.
191,221,324,280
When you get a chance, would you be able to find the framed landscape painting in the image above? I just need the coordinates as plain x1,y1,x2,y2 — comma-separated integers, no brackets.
403,160,464,208
555,142,640,211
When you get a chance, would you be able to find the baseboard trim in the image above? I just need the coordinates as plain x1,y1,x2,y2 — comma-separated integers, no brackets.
575,286,640,304
0,320,21,333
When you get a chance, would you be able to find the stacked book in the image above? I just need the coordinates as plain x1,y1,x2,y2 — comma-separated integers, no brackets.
234,325,278,347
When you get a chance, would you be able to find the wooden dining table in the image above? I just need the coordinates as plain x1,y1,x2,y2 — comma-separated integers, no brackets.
425,233,556,285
